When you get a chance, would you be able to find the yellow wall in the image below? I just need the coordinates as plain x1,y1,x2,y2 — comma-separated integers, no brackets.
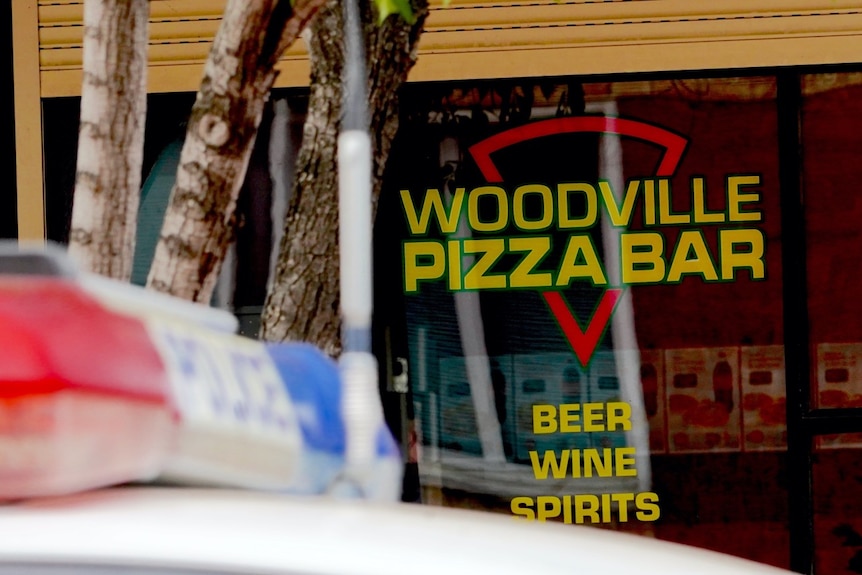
14,0,862,239
13,0,44,241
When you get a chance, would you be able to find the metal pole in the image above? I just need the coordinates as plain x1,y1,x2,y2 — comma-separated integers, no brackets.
339,0,371,355
337,0,386,498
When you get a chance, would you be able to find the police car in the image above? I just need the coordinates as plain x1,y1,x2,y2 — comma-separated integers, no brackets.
0,486,794,575
0,247,793,575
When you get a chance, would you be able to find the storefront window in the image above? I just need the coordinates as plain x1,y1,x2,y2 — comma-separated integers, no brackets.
382,75,788,567
802,73,862,574
40,91,307,329
813,436,862,573
802,73,862,418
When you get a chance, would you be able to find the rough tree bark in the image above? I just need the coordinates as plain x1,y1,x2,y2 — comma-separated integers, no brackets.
68,0,148,280
146,0,324,302
260,0,429,355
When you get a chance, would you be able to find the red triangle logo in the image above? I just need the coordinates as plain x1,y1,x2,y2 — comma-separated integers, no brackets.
468,116,687,368
542,289,623,367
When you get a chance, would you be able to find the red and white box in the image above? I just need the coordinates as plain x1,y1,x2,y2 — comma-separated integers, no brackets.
665,347,741,453
815,343,862,448
740,345,786,451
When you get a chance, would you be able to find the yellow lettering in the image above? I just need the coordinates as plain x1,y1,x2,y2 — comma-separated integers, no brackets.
570,449,582,478
636,492,661,521
400,188,464,235
615,447,637,477
532,405,557,434
667,231,719,282
403,241,445,292
513,184,553,231
643,180,657,226
600,180,639,227
720,228,765,280
583,448,613,478
537,496,562,521
555,235,607,287
510,497,535,520
532,403,631,433
512,491,660,523
582,402,604,432
612,492,635,522
601,493,613,523
529,450,570,480
509,237,552,288
692,177,725,223
468,186,508,232
558,183,598,229
621,232,666,285
446,240,461,290
658,179,690,225
575,495,601,523
463,239,506,289
559,403,581,432
728,175,762,222
606,402,632,431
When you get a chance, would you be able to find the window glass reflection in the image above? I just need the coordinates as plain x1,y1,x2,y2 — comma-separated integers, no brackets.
386,76,788,568
813,438,862,573
802,73,862,417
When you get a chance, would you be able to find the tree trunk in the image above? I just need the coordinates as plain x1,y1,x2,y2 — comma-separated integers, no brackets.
146,0,323,302
260,0,429,355
68,0,148,280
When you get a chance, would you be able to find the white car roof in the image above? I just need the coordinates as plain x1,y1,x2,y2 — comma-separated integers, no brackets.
0,488,791,575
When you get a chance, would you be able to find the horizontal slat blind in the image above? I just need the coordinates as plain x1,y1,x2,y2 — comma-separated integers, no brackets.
36,0,862,96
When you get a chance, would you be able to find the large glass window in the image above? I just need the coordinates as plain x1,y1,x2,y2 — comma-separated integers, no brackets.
802,72,862,573
40,91,308,328
381,75,789,568
813,437,862,574
41,66,862,574
803,73,862,416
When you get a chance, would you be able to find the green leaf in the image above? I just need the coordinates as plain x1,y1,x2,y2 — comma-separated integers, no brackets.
375,0,416,24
